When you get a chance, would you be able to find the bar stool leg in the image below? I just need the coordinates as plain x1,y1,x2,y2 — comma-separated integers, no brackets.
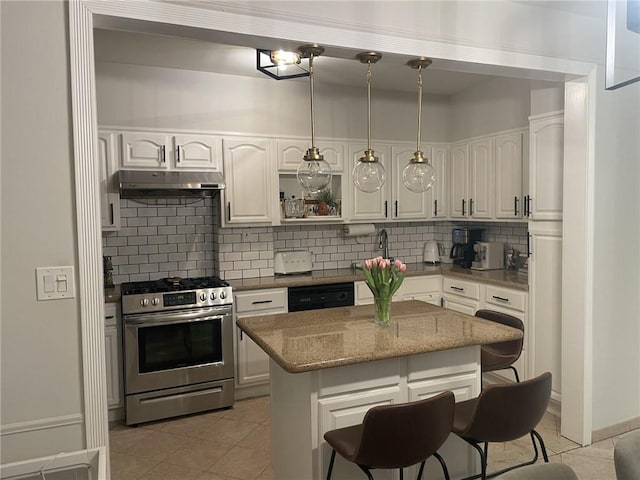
433,452,451,480
326,449,336,480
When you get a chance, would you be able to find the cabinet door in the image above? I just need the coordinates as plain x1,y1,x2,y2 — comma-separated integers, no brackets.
529,113,564,220
442,296,478,315
97,131,121,231
104,325,121,409
318,387,402,480
277,139,345,172
468,138,493,219
431,144,450,219
450,143,468,218
348,143,391,221
120,131,172,169
223,137,275,224
236,329,270,386
391,144,430,220
494,132,524,219
173,134,223,171
528,222,562,399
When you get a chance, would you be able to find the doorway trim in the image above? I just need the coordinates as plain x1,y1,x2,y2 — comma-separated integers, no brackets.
69,0,595,447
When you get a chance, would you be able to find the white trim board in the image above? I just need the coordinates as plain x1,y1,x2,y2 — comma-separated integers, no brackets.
71,0,596,447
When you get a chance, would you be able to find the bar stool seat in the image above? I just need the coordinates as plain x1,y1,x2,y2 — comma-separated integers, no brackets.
324,391,455,480
475,309,524,383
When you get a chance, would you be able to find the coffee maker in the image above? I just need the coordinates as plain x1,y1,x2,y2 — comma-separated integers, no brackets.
450,228,484,268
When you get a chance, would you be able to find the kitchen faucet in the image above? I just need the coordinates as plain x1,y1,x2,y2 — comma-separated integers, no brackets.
378,229,389,260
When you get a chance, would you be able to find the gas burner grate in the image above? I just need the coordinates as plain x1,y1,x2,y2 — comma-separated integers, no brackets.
121,276,229,295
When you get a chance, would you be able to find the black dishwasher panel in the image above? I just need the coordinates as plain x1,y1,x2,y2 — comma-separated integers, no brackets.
288,282,355,312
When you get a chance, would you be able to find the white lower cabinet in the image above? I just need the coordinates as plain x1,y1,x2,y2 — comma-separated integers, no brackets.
104,303,123,421
355,275,442,306
234,288,287,398
442,277,481,314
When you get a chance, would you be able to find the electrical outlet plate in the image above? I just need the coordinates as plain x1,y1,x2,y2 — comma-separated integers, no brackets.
36,266,75,300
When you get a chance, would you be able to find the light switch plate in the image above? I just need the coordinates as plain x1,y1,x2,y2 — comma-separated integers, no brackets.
36,266,75,300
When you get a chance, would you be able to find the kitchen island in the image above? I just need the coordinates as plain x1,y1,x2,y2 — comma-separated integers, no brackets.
237,300,523,480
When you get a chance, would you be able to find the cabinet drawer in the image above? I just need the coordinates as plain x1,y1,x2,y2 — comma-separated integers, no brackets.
235,288,287,314
399,276,442,296
485,286,526,312
443,277,480,300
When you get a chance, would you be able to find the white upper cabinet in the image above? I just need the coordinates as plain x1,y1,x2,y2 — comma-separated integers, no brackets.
172,134,223,171
468,138,493,219
120,131,222,171
97,130,121,231
277,138,345,172
528,112,564,221
348,143,391,221
391,144,431,220
222,136,276,225
450,143,468,218
431,145,450,219
494,131,525,219
120,131,172,169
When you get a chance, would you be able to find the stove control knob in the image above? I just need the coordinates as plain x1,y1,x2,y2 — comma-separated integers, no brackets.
220,291,227,300
210,292,217,301
151,297,160,306
140,298,150,307
199,292,207,302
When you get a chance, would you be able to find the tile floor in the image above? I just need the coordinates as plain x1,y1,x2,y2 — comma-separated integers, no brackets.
109,395,635,480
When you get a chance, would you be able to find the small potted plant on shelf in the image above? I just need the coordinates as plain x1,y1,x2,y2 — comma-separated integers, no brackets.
314,188,337,216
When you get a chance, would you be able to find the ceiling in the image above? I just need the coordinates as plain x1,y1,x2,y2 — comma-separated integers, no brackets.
93,29,504,96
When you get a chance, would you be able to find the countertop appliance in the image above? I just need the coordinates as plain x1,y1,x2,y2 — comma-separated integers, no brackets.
121,276,234,425
288,282,355,312
423,241,442,264
471,242,505,270
119,170,225,198
274,250,313,275
450,228,484,268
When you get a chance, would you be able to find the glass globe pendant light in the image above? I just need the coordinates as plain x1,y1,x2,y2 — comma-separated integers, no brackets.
402,57,436,193
296,44,332,194
353,52,385,193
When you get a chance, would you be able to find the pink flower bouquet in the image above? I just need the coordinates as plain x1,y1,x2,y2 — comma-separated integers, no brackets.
362,257,407,325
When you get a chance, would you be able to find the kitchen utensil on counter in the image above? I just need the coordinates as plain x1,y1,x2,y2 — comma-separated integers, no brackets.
450,228,483,268
274,250,313,275
471,242,505,270
423,241,442,264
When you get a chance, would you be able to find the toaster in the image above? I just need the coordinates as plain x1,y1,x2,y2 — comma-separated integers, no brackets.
274,250,313,275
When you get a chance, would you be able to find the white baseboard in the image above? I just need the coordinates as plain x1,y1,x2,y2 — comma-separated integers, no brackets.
592,417,640,443
235,383,269,401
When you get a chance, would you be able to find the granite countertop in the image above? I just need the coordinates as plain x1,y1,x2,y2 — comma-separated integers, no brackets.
236,300,523,373
229,263,527,292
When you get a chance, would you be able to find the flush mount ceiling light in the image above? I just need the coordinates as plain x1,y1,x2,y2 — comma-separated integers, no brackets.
296,44,332,194
352,52,385,193
402,57,436,193
256,49,309,80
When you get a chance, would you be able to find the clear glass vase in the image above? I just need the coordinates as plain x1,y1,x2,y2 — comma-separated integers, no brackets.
374,296,392,326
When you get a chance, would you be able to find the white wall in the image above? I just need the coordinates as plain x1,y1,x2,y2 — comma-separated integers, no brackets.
449,77,532,141
0,0,85,462
530,80,565,116
591,70,640,431
95,62,451,142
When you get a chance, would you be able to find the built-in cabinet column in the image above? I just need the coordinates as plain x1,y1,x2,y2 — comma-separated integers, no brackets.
527,112,564,220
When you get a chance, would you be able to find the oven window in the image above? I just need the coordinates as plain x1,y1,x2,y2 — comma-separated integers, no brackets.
138,318,222,373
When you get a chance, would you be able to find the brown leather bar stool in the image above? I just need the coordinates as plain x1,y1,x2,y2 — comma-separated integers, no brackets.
452,372,552,480
475,309,524,383
324,391,455,480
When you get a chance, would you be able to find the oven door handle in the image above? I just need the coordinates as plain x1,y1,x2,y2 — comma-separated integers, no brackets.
124,308,228,327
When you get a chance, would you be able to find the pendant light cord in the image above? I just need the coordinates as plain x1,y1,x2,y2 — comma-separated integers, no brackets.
366,61,372,151
416,66,423,153
309,54,316,148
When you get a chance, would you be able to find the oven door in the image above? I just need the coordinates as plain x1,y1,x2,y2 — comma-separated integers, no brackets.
124,306,233,395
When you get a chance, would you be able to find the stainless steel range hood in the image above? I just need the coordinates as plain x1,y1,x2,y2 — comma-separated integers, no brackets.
119,170,225,198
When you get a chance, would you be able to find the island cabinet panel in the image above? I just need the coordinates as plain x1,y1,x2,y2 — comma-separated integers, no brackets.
270,346,481,480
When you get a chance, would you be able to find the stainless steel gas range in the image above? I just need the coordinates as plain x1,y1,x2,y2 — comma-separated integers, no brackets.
121,276,234,425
